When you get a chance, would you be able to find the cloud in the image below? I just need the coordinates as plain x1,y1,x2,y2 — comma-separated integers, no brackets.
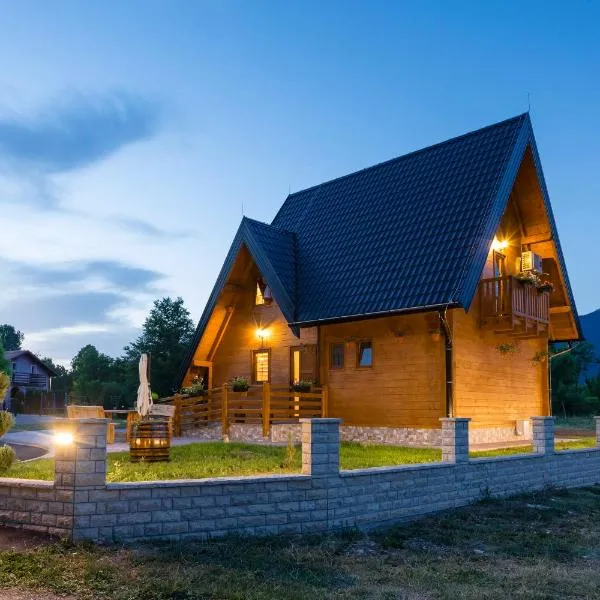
5,259,164,292
0,91,162,178
107,215,194,239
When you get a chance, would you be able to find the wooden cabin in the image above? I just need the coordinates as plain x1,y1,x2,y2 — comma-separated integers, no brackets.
177,114,581,445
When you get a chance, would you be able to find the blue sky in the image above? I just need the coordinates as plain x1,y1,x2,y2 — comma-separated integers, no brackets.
0,1,599,364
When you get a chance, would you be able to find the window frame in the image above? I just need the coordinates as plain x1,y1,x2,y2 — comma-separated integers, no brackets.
329,342,345,370
251,349,271,384
356,340,373,368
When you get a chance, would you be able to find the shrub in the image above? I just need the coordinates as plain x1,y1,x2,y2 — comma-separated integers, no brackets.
0,371,9,403
0,410,14,437
0,444,16,473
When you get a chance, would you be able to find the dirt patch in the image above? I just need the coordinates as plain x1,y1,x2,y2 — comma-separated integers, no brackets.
0,589,76,600
0,525,58,551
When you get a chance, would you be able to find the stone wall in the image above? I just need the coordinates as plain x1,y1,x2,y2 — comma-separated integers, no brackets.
1,417,600,543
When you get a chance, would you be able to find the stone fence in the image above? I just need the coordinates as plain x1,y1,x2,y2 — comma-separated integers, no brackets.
1,416,600,543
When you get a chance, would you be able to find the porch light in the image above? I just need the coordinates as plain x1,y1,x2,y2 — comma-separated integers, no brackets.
54,431,74,446
256,327,270,340
491,238,509,251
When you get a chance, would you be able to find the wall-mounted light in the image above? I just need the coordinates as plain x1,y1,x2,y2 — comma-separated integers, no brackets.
491,237,509,252
256,328,270,340
54,431,74,446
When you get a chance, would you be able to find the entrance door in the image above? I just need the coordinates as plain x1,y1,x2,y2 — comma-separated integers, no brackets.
290,345,318,385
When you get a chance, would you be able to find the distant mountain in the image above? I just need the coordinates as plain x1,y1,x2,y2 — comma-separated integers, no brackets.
581,309,600,350
580,309,600,378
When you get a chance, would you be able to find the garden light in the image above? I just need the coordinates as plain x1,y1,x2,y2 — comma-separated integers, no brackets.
54,431,74,446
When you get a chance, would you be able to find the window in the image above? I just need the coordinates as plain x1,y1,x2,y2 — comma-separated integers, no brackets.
255,282,265,305
329,343,344,369
357,341,373,367
252,350,270,383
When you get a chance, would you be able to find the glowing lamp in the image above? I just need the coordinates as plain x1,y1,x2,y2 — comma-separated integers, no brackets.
54,432,74,446
256,328,270,340
491,238,509,252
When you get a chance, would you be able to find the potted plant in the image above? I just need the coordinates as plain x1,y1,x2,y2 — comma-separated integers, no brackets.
536,281,554,294
231,376,250,393
292,380,312,393
180,376,207,397
515,271,539,286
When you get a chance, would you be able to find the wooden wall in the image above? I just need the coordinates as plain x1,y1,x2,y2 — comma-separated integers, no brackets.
320,314,445,428
211,291,317,387
452,299,549,429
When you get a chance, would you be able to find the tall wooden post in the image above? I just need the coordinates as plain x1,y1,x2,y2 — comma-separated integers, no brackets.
222,384,229,436
321,385,329,418
262,382,271,438
174,395,182,437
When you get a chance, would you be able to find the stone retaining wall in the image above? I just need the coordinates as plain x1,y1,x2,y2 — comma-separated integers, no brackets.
1,417,600,543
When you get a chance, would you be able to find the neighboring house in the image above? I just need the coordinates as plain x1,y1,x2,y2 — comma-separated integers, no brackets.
3,350,57,411
177,114,581,445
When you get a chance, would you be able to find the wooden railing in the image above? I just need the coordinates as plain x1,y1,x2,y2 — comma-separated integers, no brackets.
480,276,550,325
11,372,48,388
160,383,328,437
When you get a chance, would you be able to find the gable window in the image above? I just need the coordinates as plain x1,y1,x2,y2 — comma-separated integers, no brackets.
357,341,373,368
255,282,265,305
329,343,344,369
252,349,270,383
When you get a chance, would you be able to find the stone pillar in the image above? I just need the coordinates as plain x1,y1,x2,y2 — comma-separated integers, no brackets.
54,419,108,541
532,416,555,455
440,418,470,463
594,417,600,447
301,418,341,477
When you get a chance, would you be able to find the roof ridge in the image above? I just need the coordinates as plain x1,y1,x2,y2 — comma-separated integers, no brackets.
242,215,296,237
281,113,529,203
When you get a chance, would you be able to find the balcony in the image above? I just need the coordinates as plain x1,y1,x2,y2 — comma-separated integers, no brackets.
11,372,49,389
479,276,550,337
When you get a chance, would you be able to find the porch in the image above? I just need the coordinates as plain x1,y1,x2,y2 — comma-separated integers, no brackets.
159,383,329,438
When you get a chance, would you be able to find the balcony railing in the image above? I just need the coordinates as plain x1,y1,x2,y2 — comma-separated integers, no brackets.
10,372,49,388
479,276,550,330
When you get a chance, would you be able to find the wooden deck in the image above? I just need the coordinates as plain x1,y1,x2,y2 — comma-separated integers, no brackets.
479,276,550,337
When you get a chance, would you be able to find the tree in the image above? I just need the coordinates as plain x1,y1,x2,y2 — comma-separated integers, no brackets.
0,340,10,403
123,297,194,397
551,342,600,416
40,356,72,393
0,324,24,351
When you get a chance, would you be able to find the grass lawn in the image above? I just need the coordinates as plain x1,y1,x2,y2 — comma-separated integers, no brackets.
4,439,597,482
1,486,600,599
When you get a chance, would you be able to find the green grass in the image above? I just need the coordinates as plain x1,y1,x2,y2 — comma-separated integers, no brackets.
2,486,600,599
4,439,597,483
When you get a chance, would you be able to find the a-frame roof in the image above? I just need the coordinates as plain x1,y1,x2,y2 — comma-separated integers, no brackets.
179,113,581,386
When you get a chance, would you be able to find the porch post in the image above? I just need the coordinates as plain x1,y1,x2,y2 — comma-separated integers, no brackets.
321,385,329,418
222,384,229,437
262,382,271,438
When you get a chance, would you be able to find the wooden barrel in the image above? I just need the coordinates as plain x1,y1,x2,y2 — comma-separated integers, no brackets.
129,419,170,462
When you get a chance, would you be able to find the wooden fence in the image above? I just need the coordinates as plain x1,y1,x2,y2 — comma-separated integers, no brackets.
159,383,328,437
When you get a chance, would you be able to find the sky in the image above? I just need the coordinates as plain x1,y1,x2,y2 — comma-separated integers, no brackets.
0,0,599,366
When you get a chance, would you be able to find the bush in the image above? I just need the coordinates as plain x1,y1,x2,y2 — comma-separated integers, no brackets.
0,444,16,473
0,410,14,437
0,371,9,401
